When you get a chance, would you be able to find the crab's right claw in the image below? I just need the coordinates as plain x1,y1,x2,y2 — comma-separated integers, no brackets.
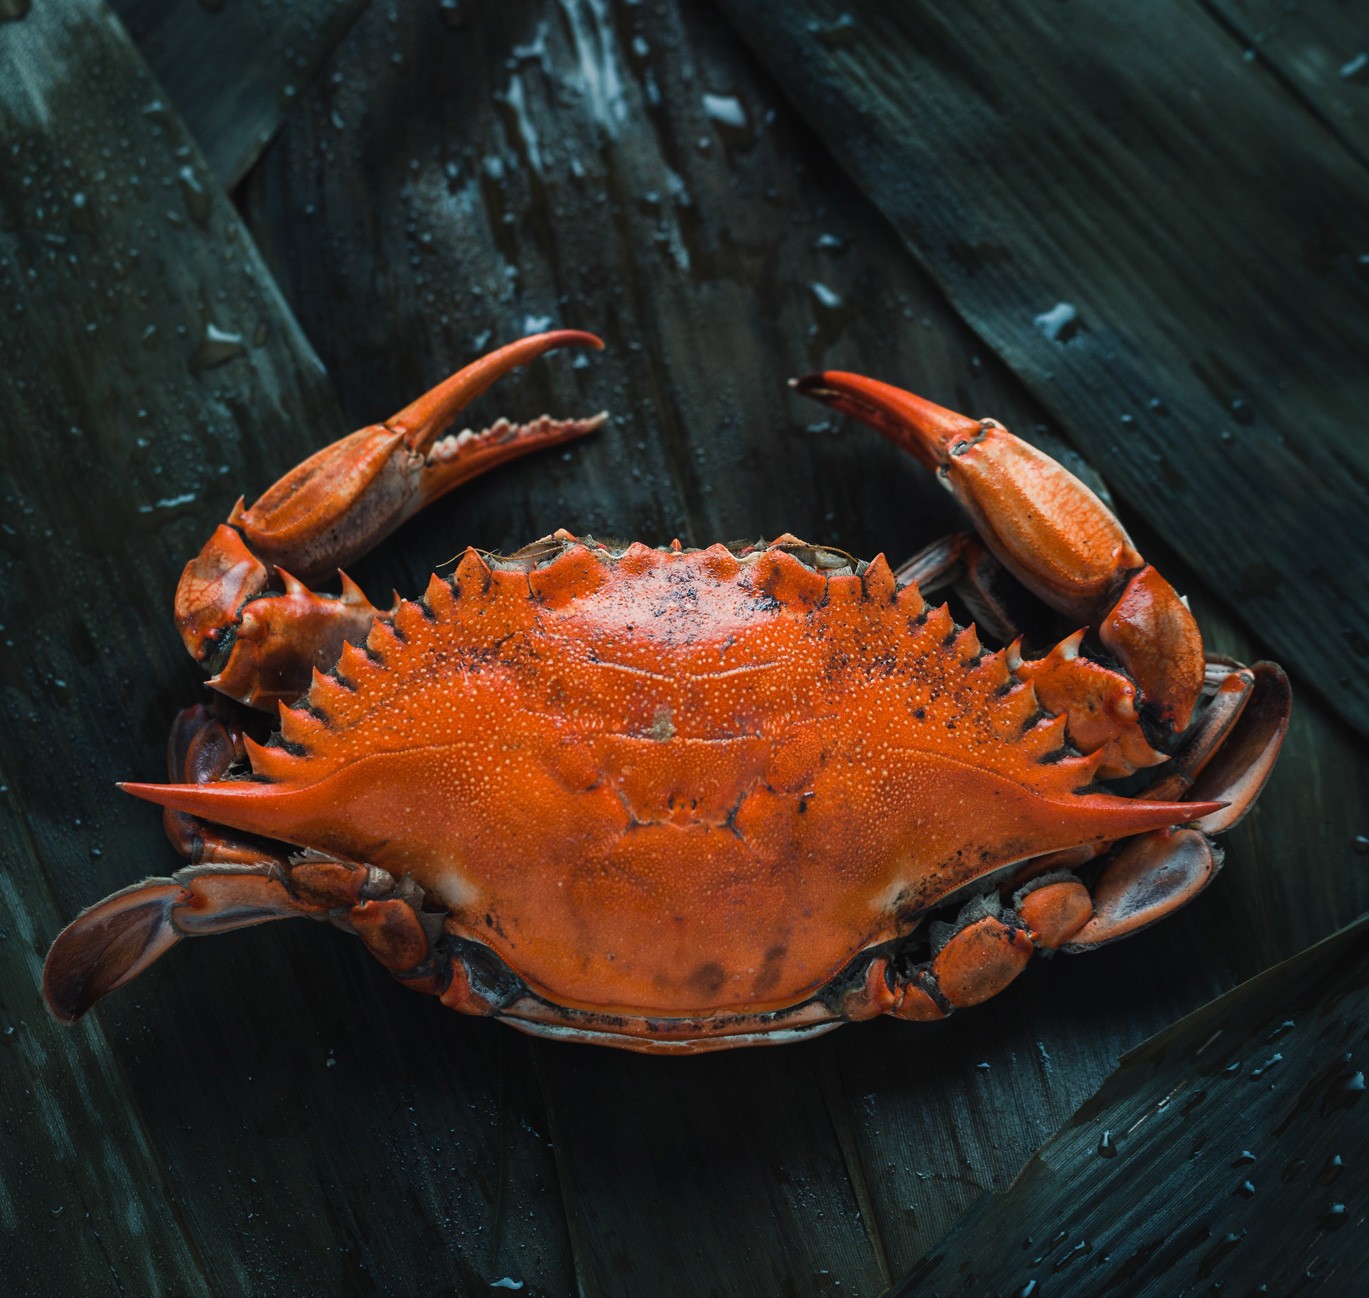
795,373,1204,734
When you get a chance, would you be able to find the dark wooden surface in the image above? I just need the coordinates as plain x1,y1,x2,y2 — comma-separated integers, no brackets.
1,2,1366,1296
109,0,369,186
891,915,1369,1297
718,0,1369,739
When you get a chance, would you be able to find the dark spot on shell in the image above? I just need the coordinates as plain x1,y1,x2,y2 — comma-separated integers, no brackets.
752,945,788,995
689,962,727,994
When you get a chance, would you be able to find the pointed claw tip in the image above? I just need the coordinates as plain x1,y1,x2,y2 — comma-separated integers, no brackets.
1183,800,1227,823
391,330,606,453
791,371,982,467
523,327,605,353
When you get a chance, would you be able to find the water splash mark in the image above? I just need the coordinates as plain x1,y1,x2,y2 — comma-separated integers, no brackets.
1034,301,1080,344
558,0,628,139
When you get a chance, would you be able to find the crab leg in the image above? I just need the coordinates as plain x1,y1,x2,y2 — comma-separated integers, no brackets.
838,659,1291,1023
177,331,606,709
40,853,462,1023
794,373,1205,735
161,702,284,864
895,531,1020,644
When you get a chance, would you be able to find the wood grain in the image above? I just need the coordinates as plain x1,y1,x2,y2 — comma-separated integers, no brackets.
1,1,1366,1295
1204,0,1369,163
888,915,1369,1296
715,0,1369,738
0,4,572,1295
109,0,369,186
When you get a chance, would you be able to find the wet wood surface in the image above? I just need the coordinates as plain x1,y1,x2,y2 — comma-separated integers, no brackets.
109,0,370,186
1204,0,1369,162
891,915,1369,1297
1,2,1366,1296
718,0,1369,740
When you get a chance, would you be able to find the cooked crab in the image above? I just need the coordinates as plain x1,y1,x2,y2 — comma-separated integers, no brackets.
42,332,1289,1052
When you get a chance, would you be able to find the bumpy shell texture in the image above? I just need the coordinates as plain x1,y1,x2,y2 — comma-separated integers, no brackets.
141,537,1201,1018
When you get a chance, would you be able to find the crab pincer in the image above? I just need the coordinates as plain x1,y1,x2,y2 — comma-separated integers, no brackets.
793,373,1204,734
176,329,606,708
797,372,1289,983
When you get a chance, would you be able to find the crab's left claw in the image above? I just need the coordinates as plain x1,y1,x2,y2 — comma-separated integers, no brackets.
175,331,606,709
228,330,606,582
795,373,1204,734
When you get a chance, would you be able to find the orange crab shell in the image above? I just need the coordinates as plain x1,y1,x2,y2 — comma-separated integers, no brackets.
127,534,1214,1021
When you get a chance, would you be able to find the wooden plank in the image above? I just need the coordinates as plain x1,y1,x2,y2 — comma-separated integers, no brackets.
829,525,1369,1275
109,0,369,187
0,4,576,1296
1203,0,1369,163
242,0,1369,1289
0,796,215,1298
6,1,1366,1294
887,914,1369,1297
714,0,1369,738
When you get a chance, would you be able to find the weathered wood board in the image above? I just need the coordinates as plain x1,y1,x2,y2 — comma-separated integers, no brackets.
1,2,1366,1295
890,915,1369,1297
716,0,1369,739
1205,0,1369,162
109,0,370,186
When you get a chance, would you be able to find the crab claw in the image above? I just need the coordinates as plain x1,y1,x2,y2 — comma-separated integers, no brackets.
794,373,1205,733
174,331,606,707
229,329,606,583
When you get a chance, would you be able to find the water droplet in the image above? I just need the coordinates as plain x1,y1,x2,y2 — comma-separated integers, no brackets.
1318,1154,1344,1185
1196,1230,1245,1281
1322,1069,1365,1115
1235,1179,1256,1198
137,492,199,525
1053,1239,1092,1271
809,281,843,311
1319,1203,1347,1231
1231,1150,1257,1167
701,93,747,131
1341,53,1369,84
808,13,858,48
815,233,847,253
177,166,211,228
1097,1129,1118,1158
1034,301,1079,343
191,322,246,371
1012,1282,1038,1298
1351,834,1369,855
68,190,95,235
